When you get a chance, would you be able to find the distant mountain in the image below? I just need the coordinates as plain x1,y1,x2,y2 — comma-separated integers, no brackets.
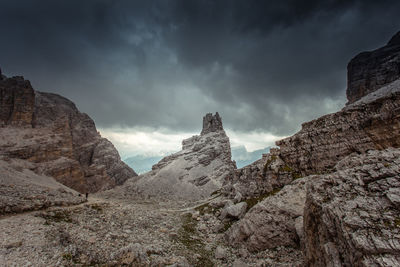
231,146,271,168
124,155,163,174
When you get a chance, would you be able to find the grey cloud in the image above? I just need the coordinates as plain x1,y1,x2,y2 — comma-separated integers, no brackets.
0,0,400,136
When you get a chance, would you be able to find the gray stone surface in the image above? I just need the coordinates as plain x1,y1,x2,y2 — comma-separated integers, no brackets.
304,148,400,266
226,177,313,252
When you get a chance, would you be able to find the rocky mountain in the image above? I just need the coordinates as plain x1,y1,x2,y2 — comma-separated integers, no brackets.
0,73,137,194
221,30,400,266
347,31,400,104
3,32,400,267
110,112,236,201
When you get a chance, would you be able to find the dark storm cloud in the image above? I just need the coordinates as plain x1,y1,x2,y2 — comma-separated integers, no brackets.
1,0,400,135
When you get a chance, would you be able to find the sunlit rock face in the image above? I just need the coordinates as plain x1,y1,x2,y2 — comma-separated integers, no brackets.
347,31,400,104
0,73,137,193
117,113,236,201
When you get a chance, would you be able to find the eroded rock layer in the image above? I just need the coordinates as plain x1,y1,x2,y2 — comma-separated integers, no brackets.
0,75,137,193
277,83,400,175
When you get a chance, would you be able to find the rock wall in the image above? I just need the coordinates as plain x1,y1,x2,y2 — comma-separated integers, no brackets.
277,86,400,176
304,148,400,266
0,76,35,126
347,31,400,104
0,74,137,193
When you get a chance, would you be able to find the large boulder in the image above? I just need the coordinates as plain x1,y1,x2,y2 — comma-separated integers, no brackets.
226,177,313,252
304,148,400,266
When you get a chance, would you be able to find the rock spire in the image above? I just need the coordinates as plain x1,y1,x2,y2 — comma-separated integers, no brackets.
201,112,224,135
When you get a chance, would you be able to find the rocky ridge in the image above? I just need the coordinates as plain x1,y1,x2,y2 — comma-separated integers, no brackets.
0,74,137,193
277,79,400,176
347,31,400,104
109,112,236,201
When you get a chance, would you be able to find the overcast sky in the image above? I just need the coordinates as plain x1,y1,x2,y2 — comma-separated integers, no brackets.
1,0,400,156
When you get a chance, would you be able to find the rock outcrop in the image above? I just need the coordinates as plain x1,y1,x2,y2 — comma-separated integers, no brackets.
113,113,236,201
304,148,400,266
0,74,137,193
347,31,400,104
223,148,298,199
226,176,312,252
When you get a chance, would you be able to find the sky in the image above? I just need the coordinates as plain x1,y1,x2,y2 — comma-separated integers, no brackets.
1,0,400,157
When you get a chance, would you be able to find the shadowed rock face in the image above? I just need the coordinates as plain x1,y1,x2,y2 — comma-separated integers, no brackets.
347,31,400,104
0,76,35,127
0,74,137,193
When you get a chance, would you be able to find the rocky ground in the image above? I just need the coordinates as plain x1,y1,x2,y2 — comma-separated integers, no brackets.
0,191,304,267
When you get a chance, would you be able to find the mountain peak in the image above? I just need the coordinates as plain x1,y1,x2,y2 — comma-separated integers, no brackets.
201,112,224,135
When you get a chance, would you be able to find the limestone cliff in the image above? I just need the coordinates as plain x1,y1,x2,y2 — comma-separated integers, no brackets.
0,74,137,193
111,113,236,201
347,31,400,104
277,81,400,176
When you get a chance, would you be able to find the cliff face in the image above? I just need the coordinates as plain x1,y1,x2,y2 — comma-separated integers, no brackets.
110,113,236,201
0,74,137,193
347,31,400,104
277,83,400,175
222,30,400,264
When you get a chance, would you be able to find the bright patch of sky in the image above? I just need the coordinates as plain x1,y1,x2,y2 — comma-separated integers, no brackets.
99,127,285,159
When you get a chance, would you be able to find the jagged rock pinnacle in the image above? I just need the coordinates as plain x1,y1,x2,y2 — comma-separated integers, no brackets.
201,112,224,135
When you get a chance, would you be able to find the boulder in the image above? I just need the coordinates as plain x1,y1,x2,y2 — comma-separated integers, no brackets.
226,177,313,251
